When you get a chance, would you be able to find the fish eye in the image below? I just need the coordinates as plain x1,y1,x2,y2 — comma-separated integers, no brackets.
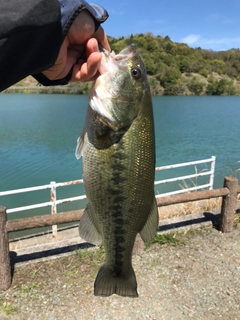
131,68,142,79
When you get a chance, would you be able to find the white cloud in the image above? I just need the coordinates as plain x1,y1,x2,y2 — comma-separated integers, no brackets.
180,34,201,45
179,35,240,50
205,37,240,45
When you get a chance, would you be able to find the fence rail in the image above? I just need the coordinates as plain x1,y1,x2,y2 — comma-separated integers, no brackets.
0,179,86,214
155,156,215,197
0,155,215,211
0,156,216,237
0,179,86,237
0,176,240,292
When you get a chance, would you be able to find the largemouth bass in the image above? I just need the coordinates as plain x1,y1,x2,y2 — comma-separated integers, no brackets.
75,44,158,297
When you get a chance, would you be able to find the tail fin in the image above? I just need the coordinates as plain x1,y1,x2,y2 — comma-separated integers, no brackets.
94,264,138,298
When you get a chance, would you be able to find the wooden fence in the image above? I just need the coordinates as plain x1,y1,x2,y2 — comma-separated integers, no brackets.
0,176,239,292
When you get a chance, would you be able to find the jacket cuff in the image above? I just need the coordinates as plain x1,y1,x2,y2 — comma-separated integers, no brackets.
33,65,74,86
33,1,109,86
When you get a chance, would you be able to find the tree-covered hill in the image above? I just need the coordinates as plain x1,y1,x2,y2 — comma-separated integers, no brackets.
108,33,240,95
5,33,240,95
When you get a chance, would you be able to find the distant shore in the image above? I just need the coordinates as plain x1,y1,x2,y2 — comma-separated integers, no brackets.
3,73,240,96
3,76,92,95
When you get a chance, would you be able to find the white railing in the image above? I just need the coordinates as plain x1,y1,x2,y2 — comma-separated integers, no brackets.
155,156,216,197
0,179,86,237
0,156,215,236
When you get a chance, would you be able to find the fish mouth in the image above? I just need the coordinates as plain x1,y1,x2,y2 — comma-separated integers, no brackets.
99,43,137,61
115,44,137,58
98,44,138,73
99,43,137,56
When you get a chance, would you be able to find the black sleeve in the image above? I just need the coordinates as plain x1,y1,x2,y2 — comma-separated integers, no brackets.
0,0,108,92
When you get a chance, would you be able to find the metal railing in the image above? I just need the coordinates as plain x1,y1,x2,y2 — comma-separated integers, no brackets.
155,156,216,197
0,156,215,236
0,180,86,237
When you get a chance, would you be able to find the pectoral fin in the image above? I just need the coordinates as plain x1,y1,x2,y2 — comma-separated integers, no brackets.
75,131,85,160
140,197,159,243
79,205,102,245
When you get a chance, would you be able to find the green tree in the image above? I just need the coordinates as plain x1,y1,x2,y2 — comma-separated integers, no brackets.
206,79,234,95
187,78,204,95
179,59,190,73
159,66,181,87
199,68,209,77
164,82,186,95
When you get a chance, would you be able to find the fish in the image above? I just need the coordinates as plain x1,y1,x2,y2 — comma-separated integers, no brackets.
75,44,158,298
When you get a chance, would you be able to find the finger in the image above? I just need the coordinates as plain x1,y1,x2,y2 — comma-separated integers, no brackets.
93,26,111,51
71,51,102,82
43,47,80,80
85,38,100,57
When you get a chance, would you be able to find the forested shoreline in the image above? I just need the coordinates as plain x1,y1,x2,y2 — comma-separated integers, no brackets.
4,33,240,95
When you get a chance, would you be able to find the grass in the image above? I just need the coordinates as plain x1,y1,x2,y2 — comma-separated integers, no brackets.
145,226,216,253
146,233,182,249
21,281,40,293
75,245,105,269
0,302,15,315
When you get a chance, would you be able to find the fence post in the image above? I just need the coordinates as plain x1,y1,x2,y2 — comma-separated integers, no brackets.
209,156,216,190
219,176,238,233
50,181,57,238
0,206,11,291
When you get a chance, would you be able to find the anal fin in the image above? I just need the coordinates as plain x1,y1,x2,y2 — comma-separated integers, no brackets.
79,206,102,245
140,196,159,243
132,233,145,256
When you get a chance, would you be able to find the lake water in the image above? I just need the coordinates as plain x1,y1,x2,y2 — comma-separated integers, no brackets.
0,94,240,236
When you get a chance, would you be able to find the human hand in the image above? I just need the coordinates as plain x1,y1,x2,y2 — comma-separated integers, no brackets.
42,10,110,82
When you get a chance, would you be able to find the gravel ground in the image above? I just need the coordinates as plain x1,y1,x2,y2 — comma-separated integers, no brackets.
0,225,240,320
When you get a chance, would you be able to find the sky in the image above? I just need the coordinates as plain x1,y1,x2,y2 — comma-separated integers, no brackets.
97,0,240,51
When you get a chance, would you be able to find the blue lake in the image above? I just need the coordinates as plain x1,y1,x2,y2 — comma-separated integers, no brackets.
0,94,240,236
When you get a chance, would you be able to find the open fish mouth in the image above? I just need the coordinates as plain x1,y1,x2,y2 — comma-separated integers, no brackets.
98,44,139,76
99,43,137,58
